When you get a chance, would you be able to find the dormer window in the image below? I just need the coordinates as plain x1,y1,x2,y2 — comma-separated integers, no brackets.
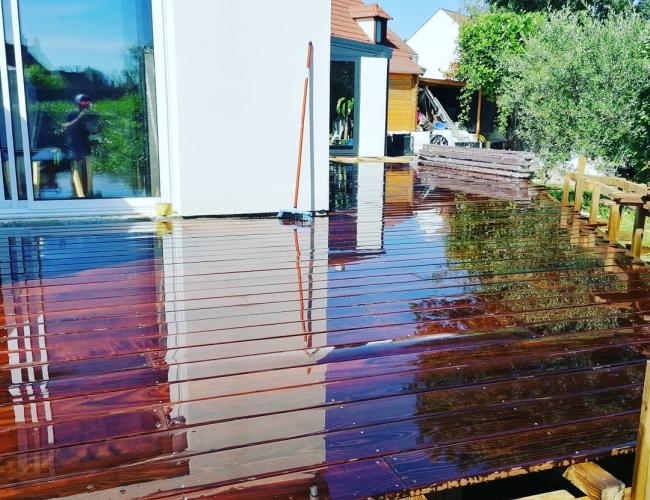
350,3,392,45
374,19,387,44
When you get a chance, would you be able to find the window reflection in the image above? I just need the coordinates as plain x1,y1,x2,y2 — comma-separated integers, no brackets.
330,60,356,151
18,0,159,200
0,75,8,200
2,0,26,200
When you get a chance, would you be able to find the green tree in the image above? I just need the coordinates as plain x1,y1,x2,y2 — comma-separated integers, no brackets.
24,65,65,93
499,10,650,179
454,11,543,124
487,0,637,17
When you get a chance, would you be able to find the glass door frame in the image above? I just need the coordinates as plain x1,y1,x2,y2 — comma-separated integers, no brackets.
0,0,172,216
0,0,17,207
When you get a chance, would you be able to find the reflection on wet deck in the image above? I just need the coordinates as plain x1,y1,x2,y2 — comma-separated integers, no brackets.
0,162,649,499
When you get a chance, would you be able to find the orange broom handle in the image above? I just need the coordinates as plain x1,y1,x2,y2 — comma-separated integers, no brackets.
293,41,313,210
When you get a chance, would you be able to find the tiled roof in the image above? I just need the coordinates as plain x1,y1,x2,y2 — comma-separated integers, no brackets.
349,3,392,20
331,0,424,75
386,30,424,75
332,0,371,42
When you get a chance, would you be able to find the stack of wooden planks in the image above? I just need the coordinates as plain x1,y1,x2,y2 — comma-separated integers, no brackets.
418,144,537,180
417,168,539,202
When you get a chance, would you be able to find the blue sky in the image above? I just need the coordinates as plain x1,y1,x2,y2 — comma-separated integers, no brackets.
19,0,152,77
378,0,464,39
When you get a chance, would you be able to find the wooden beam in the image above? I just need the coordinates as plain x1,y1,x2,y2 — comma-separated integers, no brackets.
577,489,632,500
607,203,621,244
577,156,587,176
633,207,648,235
515,491,576,499
631,229,644,260
632,362,650,500
563,462,625,500
420,77,466,87
589,184,602,224
562,175,572,206
581,175,647,195
476,88,482,142
574,175,586,212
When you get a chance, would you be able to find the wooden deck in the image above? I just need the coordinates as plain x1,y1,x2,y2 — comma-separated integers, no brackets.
0,162,649,499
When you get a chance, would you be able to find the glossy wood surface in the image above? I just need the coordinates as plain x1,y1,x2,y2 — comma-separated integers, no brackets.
0,163,648,499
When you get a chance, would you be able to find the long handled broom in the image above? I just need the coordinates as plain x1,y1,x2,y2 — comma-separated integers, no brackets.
278,41,313,224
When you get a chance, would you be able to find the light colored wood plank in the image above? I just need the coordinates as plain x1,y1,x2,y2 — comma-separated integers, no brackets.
563,462,625,500
631,228,644,260
589,184,602,224
516,490,576,499
574,175,586,212
388,74,417,132
562,175,572,206
577,156,587,175
607,203,621,244
632,362,650,500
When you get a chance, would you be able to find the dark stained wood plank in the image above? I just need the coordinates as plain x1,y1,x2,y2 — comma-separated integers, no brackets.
0,387,639,493
387,414,638,492
0,164,648,500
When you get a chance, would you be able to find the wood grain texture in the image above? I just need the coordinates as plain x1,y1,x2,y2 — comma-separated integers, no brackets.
563,462,625,500
516,491,577,500
388,74,417,132
0,164,647,499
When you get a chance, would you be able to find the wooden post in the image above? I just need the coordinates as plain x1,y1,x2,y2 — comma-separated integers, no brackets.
608,203,621,244
632,229,644,260
589,184,601,224
633,207,647,236
574,178,585,213
514,492,575,499
573,157,587,212
476,88,482,143
631,361,650,500
562,174,571,206
631,206,648,258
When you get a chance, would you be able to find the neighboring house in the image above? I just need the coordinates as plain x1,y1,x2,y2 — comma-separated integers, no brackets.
407,9,466,82
408,8,498,143
0,0,332,218
330,0,393,157
407,8,468,126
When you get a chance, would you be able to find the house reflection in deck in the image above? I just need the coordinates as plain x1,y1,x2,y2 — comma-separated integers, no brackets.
0,164,649,499
0,228,187,493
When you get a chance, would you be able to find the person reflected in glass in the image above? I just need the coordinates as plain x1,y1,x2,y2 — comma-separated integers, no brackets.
63,94,98,198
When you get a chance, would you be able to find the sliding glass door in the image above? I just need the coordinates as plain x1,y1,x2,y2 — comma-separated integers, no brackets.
329,59,358,155
0,0,159,208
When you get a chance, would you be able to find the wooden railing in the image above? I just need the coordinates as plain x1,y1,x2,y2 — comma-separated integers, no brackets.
561,157,649,260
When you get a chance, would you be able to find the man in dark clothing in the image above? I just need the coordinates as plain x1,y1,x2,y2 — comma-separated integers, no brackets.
63,94,97,197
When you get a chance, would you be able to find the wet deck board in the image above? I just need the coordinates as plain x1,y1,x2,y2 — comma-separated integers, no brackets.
0,163,648,498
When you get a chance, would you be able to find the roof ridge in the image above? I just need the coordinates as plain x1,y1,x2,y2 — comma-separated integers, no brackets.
440,8,467,16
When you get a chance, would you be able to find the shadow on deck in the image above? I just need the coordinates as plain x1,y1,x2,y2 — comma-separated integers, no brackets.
0,162,648,499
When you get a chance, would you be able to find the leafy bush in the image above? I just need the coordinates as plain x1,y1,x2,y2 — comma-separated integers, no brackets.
92,94,150,191
486,0,639,17
499,9,650,179
29,94,152,192
25,65,65,93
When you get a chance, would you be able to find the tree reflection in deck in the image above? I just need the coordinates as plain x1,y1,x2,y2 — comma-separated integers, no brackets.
0,162,648,499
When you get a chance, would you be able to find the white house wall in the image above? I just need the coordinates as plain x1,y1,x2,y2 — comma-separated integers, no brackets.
408,11,460,80
357,56,388,157
162,0,331,216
